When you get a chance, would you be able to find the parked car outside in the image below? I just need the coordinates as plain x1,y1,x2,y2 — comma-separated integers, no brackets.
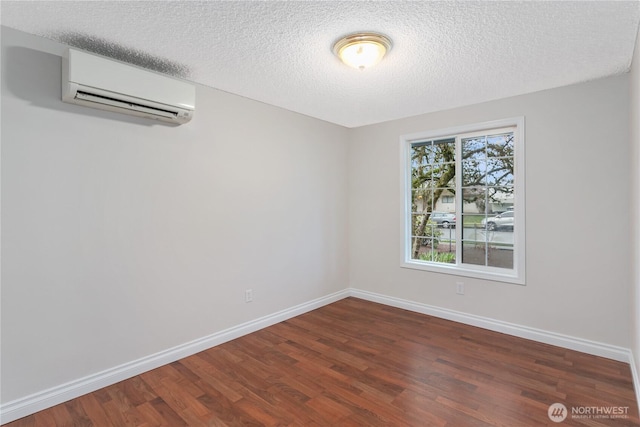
429,212,456,228
481,211,514,231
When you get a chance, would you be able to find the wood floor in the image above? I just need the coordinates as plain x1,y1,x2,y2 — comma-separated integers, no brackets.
4,297,639,426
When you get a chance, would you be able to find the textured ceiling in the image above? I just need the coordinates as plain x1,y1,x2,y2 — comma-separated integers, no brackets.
2,1,639,128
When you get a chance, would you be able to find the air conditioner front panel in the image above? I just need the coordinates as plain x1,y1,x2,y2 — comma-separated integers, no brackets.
66,49,195,110
62,49,195,124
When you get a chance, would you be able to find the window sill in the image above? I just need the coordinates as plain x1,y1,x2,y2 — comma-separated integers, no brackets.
401,259,525,285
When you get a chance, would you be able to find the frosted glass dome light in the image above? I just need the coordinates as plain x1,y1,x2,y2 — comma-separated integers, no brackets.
333,32,392,70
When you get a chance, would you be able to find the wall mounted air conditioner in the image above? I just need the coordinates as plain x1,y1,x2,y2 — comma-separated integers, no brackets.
62,48,195,124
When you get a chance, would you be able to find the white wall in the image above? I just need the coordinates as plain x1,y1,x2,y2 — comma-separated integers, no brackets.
630,26,640,387
349,75,631,347
0,27,349,403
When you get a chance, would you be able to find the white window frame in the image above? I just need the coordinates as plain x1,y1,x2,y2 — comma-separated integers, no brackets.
400,117,526,285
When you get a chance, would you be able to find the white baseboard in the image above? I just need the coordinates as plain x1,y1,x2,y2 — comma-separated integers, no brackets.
2,288,636,424
348,288,633,363
0,289,349,424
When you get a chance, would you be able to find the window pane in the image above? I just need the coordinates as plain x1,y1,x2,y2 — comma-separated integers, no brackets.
482,212,515,236
420,224,456,264
411,218,436,242
462,137,486,160
482,215,514,241
462,226,487,244
461,213,484,228
412,186,435,213
462,241,514,268
423,246,456,264
411,214,427,234
433,192,455,215
461,187,487,214
433,138,456,163
487,133,514,158
486,157,514,186
412,165,433,189
487,187,514,218
411,141,436,164
462,240,486,266
487,244,514,269
462,159,487,186
432,163,455,188
411,220,443,261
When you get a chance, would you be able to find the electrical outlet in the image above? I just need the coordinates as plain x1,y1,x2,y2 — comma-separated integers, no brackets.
245,289,253,303
456,282,464,295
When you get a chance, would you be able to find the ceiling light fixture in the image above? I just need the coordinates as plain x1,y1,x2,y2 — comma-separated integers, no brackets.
332,32,392,70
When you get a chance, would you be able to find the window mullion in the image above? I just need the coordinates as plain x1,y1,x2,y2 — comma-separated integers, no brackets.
455,135,462,267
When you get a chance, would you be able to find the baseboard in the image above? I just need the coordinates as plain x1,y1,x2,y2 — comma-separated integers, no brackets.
348,288,632,363
0,289,349,424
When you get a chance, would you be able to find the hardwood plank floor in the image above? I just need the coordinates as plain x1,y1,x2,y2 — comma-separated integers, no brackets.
4,297,639,426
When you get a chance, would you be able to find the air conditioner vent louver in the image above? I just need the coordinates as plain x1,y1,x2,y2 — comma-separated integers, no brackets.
62,49,195,125
75,91,179,119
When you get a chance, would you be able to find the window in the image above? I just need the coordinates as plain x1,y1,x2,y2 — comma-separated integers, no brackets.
401,118,525,284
